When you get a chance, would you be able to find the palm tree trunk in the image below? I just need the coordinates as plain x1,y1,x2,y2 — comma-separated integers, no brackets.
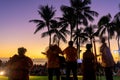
93,38,97,62
118,36,120,61
108,35,110,47
49,35,51,46
76,24,80,59
90,38,93,53
76,16,80,59
58,39,60,47
47,23,51,46
70,29,72,41
77,37,81,59
108,30,111,50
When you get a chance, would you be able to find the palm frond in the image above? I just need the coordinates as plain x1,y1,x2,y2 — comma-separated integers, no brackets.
41,31,50,38
70,0,82,9
99,28,106,37
98,13,111,27
83,0,91,5
34,22,45,34
53,35,58,44
38,5,56,21
85,10,99,17
29,19,43,23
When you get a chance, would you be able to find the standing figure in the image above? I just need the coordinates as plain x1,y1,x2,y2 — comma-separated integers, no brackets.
6,47,33,80
63,41,78,80
82,44,96,80
100,37,115,80
46,44,63,80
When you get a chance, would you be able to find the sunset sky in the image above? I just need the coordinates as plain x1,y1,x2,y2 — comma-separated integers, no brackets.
0,0,120,61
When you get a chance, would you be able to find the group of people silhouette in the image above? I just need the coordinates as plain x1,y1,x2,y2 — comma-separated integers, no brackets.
45,41,78,80
5,37,115,80
44,37,115,80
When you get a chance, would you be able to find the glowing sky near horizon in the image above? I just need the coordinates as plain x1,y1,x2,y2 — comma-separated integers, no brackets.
0,0,120,61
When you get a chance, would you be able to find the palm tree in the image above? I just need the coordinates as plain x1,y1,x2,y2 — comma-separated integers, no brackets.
52,27,69,46
29,5,56,46
84,24,99,62
60,7,77,41
73,28,88,58
114,14,120,50
42,20,70,46
84,25,97,43
98,13,115,50
113,6,120,60
61,0,98,29
61,0,98,58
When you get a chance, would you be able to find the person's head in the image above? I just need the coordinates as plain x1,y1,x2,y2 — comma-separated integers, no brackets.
18,47,27,56
68,41,73,47
86,44,92,50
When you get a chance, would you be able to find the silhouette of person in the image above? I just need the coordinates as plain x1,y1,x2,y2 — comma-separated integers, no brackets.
82,44,96,80
100,37,115,80
63,41,78,80
6,47,33,80
46,44,63,80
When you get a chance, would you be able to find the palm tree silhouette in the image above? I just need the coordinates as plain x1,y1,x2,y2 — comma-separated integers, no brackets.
113,13,120,51
29,5,56,46
98,13,115,50
113,5,120,59
84,24,99,62
61,0,98,58
73,28,88,58
60,7,76,41
42,20,70,46
63,0,98,29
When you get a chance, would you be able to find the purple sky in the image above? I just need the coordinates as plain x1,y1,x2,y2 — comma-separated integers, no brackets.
0,0,120,59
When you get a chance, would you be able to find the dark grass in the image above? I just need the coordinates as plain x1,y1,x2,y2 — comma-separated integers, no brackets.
0,76,120,80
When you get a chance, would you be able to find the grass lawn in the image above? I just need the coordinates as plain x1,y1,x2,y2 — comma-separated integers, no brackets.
0,75,120,80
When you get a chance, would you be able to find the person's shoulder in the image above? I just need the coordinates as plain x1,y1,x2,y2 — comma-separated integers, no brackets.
13,54,18,57
83,50,92,54
11,54,19,59
65,46,69,49
25,56,31,59
8,54,19,63
24,56,32,61
73,47,77,49
63,47,69,51
83,51,87,57
83,51,87,54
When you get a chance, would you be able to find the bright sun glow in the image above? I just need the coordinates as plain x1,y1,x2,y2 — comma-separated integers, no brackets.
0,71,5,75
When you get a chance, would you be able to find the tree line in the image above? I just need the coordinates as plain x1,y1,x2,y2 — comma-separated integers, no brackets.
29,0,120,59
